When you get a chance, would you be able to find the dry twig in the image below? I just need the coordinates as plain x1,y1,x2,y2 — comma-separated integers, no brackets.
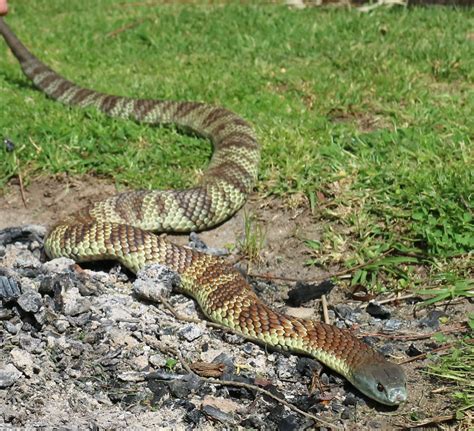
161,346,336,428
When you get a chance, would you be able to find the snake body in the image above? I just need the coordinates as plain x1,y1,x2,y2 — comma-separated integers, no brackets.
0,18,407,406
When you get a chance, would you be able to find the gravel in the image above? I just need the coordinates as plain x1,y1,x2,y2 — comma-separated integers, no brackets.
0,226,439,428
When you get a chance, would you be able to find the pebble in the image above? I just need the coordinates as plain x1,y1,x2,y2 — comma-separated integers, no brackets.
188,232,228,256
277,414,300,431
366,301,391,319
18,334,42,352
4,320,21,335
42,257,75,274
383,319,403,331
420,310,447,329
0,276,21,302
0,364,22,388
179,324,203,342
296,357,322,378
133,264,180,302
10,348,35,377
17,290,42,313
61,287,92,316
201,405,235,425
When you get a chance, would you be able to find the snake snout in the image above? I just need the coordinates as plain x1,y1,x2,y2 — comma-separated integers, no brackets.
387,387,407,405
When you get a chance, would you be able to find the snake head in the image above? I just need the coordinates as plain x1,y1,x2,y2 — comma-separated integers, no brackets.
350,360,407,406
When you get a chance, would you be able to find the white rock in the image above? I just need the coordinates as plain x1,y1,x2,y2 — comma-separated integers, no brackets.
10,348,35,377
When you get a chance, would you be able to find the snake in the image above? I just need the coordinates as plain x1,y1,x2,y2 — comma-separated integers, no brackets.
0,17,407,406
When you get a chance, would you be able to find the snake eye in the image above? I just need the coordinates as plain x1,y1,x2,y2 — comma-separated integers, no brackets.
377,383,385,392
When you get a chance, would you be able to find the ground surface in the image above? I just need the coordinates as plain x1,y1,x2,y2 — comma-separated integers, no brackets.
0,175,471,430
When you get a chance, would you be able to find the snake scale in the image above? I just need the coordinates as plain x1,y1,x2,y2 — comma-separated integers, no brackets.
0,17,407,406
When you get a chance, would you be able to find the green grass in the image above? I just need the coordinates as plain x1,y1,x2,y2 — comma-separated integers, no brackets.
1,4,472,266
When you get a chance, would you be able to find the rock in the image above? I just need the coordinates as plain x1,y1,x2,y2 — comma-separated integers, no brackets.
296,357,322,378
277,414,300,431
188,232,228,256
179,324,203,342
117,371,145,382
0,276,21,302
149,354,166,368
0,225,46,246
133,264,181,302
212,352,235,374
420,310,447,329
168,374,201,398
343,393,359,406
366,302,391,319
406,343,423,357
341,407,352,420
18,334,42,352
275,355,298,380
62,287,91,316
104,304,136,322
54,319,70,333
201,396,240,425
287,280,335,307
0,364,22,388
383,319,403,331
17,290,42,313
42,257,75,274
10,348,35,377
4,321,21,335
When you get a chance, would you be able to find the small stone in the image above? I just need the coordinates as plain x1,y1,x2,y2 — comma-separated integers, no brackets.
19,334,42,352
117,371,145,382
4,321,21,335
133,264,180,302
383,319,403,331
296,357,322,378
341,407,351,420
10,348,35,377
275,356,297,379
188,232,228,256
242,343,254,355
17,290,42,313
62,287,91,316
420,310,447,329
0,276,21,302
202,405,235,425
212,352,235,374
406,343,423,357
54,319,70,333
149,354,166,368
0,364,22,388
42,257,75,273
179,324,203,342
366,302,391,319
278,415,300,431
343,394,359,406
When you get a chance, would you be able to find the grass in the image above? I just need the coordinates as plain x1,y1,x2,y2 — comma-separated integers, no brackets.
238,211,267,263
0,0,472,421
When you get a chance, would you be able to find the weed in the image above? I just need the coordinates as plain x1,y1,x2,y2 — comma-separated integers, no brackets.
238,211,266,263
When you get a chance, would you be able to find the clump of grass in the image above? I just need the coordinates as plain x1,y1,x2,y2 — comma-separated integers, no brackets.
427,340,474,421
238,212,266,263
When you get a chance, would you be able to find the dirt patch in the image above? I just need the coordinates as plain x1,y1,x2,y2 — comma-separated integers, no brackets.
0,174,118,230
0,175,468,429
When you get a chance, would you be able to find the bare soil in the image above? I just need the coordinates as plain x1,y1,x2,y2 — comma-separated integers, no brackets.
0,175,469,430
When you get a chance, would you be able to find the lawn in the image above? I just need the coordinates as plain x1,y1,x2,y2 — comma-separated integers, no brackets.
0,0,472,419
